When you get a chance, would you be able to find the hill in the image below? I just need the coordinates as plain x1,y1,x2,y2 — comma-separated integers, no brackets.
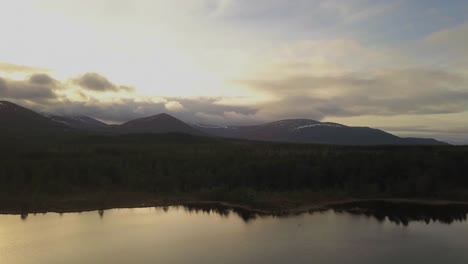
194,119,447,145
119,113,204,136
0,101,72,140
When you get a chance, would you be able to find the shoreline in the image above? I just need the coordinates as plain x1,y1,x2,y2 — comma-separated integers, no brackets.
2,196,468,216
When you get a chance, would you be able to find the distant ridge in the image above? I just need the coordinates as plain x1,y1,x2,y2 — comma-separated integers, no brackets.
193,119,448,145
0,101,447,145
47,114,110,131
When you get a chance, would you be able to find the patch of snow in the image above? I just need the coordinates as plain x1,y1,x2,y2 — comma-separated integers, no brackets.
0,103,17,111
262,119,321,128
51,119,70,125
70,116,90,123
294,123,345,130
41,113,51,117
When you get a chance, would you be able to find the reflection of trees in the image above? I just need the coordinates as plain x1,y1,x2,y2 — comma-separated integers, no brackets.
180,204,259,222
332,201,468,226
179,204,305,222
20,212,28,221
161,201,468,225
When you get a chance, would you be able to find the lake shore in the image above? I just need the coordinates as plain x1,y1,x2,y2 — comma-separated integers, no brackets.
1,193,468,216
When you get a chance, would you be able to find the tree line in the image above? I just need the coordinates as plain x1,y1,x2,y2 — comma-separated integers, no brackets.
1,134,467,203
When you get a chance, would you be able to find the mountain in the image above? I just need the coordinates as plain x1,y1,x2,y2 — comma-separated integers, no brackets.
47,114,111,131
47,112,205,136
193,119,447,145
0,100,447,145
0,101,71,138
119,113,204,136
0,101,204,138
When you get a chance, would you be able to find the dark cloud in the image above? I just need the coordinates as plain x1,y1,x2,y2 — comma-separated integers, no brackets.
170,97,257,116
29,74,58,86
0,73,260,125
57,99,168,123
43,97,258,125
0,77,7,92
72,72,134,92
239,68,468,118
0,76,57,100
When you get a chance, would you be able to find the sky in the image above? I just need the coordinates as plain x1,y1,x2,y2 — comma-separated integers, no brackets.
1,0,468,143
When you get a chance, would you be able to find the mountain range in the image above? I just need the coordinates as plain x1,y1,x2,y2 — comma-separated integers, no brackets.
0,100,447,145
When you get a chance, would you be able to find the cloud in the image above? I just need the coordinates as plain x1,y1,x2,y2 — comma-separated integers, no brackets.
0,78,7,93
194,111,226,123
425,22,468,55
256,39,411,78
0,72,257,124
171,97,256,116
3,62,467,129
23,97,257,125
240,68,468,119
203,0,396,25
0,74,58,101
0,62,50,74
29,73,58,86
194,110,261,125
228,36,468,123
72,72,134,92
0,71,256,124
165,101,186,112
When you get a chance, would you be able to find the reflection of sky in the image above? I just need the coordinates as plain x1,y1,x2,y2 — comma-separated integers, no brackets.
1,207,468,264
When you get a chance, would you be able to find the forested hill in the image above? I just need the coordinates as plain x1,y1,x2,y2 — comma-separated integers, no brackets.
1,133,467,212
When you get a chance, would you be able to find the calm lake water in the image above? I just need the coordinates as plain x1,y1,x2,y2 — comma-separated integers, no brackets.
1,204,468,264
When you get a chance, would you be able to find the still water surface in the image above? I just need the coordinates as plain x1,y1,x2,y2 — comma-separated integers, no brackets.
1,205,468,264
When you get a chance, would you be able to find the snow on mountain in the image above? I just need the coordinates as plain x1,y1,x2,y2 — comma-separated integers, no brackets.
293,123,345,130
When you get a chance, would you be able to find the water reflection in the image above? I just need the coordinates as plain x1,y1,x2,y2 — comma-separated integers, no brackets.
17,201,468,226
179,203,259,222
331,201,468,226
20,212,28,221
4,204,468,264
170,201,468,226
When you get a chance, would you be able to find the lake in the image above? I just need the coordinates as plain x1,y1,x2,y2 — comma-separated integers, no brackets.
1,203,468,264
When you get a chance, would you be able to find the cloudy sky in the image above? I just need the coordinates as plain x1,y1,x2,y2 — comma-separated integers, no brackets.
1,0,468,143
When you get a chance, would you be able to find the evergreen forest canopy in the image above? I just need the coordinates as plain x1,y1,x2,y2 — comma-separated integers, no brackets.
1,133,467,212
